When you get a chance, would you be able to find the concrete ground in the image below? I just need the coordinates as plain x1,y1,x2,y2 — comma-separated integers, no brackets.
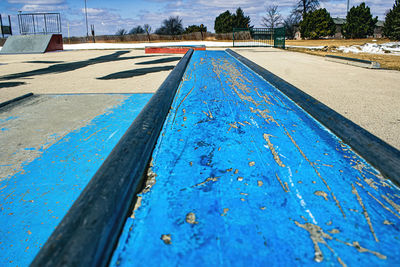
0,94,128,179
0,50,182,102
0,47,399,151
233,47,400,150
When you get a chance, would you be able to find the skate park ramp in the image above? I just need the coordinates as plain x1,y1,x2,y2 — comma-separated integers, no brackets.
0,34,63,54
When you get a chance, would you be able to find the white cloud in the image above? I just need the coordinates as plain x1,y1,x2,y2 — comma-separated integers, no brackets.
8,0,65,4
21,4,67,12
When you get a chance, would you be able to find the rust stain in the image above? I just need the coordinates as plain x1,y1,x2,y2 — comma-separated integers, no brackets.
192,177,220,188
185,212,198,224
366,191,400,219
221,208,229,216
352,184,379,242
263,134,286,167
283,126,346,218
314,191,328,201
275,173,288,193
335,239,387,260
161,234,172,245
381,194,400,214
294,221,345,266
172,84,195,126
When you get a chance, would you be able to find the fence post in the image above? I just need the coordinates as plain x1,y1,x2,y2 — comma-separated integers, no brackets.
0,14,3,38
8,15,12,35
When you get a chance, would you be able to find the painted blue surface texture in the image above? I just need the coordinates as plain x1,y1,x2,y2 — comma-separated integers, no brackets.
111,51,400,266
0,94,152,266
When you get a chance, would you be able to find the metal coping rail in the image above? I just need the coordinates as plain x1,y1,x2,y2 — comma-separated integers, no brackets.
227,49,400,186
31,49,194,267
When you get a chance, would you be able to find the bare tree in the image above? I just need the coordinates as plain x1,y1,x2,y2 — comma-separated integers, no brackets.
156,16,184,37
294,0,320,18
262,5,283,29
284,10,301,39
144,24,152,42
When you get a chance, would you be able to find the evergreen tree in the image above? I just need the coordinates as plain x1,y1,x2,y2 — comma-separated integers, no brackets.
232,8,251,28
184,25,207,34
299,8,335,39
214,10,233,33
214,8,250,33
342,2,377,38
383,0,400,40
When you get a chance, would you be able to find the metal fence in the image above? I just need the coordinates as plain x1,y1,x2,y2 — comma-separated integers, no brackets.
0,14,12,38
18,13,61,35
233,27,285,48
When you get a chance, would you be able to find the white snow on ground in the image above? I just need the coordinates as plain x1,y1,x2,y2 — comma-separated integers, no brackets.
63,41,232,50
336,42,400,55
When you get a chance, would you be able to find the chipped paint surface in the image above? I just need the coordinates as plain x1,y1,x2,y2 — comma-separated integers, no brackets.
111,51,400,266
0,94,152,266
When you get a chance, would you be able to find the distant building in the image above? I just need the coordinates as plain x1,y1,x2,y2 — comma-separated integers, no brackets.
333,17,384,38
294,18,385,39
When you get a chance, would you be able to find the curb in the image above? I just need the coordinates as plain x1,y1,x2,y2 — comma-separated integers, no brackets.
325,55,380,69
31,49,194,267
0,93,34,109
227,49,399,186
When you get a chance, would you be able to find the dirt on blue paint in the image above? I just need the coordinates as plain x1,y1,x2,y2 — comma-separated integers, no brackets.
0,94,152,266
110,51,400,266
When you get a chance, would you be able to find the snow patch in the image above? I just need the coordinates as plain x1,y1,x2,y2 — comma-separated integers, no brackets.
336,42,400,55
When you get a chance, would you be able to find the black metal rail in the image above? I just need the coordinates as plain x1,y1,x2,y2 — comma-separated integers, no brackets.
31,49,194,267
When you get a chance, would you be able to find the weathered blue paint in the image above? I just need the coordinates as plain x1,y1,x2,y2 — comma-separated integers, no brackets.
0,93,152,266
111,51,400,266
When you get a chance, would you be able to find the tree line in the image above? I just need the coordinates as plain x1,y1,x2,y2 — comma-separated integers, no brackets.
116,0,400,41
264,0,399,40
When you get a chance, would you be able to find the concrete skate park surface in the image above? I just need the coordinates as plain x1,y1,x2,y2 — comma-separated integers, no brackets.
0,49,182,102
0,46,399,265
232,47,400,150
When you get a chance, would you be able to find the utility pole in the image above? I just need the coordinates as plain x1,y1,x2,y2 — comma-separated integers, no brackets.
84,0,89,40
347,0,350,16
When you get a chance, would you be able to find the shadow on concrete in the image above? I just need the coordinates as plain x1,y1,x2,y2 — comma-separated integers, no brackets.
25,61,65,64
97,66,175,80
0,51,156,81
136,57,181,65
0,82,26,89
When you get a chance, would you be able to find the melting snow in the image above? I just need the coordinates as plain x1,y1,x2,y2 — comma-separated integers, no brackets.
336,42,400,55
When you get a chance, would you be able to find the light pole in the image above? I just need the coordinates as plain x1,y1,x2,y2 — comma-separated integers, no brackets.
84,0,89,40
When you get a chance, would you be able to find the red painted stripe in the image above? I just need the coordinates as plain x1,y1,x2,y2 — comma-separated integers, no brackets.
145,47,206,54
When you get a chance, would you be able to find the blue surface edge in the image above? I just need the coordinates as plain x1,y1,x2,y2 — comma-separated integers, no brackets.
226,49,400,186
30,49,194,267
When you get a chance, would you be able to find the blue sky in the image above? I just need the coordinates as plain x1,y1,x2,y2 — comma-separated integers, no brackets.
0,0,395,37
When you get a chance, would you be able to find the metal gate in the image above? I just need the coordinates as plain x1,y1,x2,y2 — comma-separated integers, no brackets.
233,27,285,48
18,13,61,35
